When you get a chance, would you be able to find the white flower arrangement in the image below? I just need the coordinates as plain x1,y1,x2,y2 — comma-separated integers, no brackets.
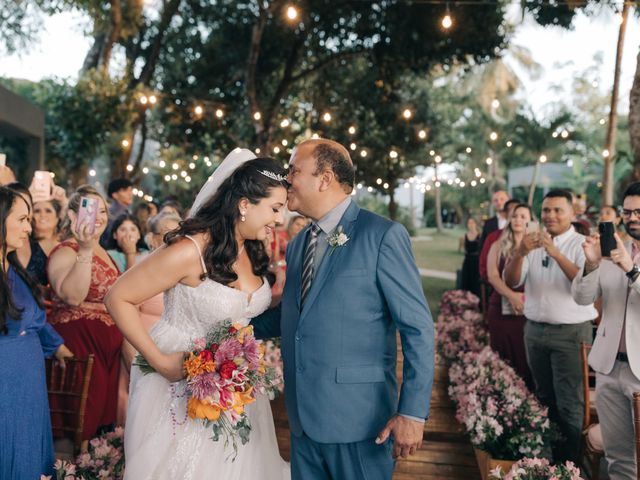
327,226,349,256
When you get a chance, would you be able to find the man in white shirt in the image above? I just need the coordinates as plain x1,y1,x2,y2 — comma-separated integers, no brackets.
504,189,597,463
572,182,640,480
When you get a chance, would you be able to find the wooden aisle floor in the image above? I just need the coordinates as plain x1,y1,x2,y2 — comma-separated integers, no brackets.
271,345,481,480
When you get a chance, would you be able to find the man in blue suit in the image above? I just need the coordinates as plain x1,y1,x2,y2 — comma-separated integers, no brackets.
252,138,434,479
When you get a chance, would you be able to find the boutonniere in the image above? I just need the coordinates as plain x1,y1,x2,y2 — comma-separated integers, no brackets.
327,226,349,256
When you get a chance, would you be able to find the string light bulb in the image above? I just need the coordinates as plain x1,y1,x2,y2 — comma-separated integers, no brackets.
121,139,130,148
485,157,493,165
215,109,224,119
139,95,148,105
194,105,204,116
348,126,356,135
418,129,427,140
148,95,157,105
489,131,498,141
539,154,548,163
286,5,299,21
402,108,412,120
322,112,332,123
280,119,290,128
253,111,262,121
441,5,453,30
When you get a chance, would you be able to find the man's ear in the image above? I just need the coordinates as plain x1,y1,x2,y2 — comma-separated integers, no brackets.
318,169,335,192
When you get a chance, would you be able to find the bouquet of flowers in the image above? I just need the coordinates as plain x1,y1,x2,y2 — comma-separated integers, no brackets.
135,320,279,458
489,457,584,480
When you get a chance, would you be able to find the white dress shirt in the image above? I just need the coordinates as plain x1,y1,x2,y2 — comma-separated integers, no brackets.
517,226,597,324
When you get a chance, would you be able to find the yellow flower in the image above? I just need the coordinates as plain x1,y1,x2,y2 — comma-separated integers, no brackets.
187,397,221,421
237,325,254,344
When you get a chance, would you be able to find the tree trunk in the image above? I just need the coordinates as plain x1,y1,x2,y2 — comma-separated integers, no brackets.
434,164,443,232
68,164,89,189
528,160,541,206
100,0,123,70
603,2,629,204
81,31,106,74
388,187,398,221
630,54,640,181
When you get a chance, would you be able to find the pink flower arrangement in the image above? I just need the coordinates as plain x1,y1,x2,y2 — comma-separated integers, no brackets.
438,290,559,461
41,427,125,480
490,457,585,479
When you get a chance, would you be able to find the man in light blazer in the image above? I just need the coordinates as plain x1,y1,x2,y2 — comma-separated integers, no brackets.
252,139,434,480
572,182,640,480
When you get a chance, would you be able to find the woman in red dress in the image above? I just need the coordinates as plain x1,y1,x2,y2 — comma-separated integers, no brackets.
486,203,534,388
47,185,122,445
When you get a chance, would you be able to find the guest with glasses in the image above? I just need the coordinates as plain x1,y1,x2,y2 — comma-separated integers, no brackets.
504,189,597,464
573,182,640,480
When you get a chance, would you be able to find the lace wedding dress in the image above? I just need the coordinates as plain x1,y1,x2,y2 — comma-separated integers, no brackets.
124,237,289,479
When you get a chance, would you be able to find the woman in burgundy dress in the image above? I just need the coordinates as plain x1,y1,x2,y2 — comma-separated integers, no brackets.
47,185,122,446
486,203,534,388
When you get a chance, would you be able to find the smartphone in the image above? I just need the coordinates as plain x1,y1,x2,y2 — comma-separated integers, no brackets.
76,196,99,236
33,170,52,198
0,153,6,167
526,221,540,234
599,222,616,257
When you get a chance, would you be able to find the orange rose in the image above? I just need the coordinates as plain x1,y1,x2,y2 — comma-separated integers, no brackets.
187,397,221,421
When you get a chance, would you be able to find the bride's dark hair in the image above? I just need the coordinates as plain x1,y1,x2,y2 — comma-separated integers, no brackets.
165,157,288,286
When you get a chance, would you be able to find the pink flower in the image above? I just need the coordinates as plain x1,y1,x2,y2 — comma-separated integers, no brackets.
188,371,220,400
242,336,261,367
193,337,206,352
215,338,243,364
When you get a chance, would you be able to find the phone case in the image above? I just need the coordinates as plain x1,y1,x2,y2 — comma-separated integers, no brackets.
598,222,616,257
76,197,99,236
33,171,51,197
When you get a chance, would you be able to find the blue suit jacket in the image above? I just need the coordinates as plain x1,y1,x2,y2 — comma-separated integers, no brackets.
252,201,434,444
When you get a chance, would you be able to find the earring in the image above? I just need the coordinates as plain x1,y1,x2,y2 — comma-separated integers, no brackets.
241,212,246,222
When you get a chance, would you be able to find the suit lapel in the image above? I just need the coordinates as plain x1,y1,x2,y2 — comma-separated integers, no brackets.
299,202,360,321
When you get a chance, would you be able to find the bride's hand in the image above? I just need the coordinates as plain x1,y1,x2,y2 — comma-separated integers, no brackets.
155,351,186,382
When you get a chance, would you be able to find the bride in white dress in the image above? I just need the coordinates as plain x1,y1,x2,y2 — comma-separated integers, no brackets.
105,150,290,479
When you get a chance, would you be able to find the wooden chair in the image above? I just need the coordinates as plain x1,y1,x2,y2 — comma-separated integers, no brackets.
580,343,604,479
634,392,640,480
46,354,94,454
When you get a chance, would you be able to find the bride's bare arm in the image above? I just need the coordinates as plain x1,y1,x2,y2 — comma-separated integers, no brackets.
105,238,205,381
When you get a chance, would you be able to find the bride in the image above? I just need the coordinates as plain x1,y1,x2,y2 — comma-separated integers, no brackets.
105,150,290,479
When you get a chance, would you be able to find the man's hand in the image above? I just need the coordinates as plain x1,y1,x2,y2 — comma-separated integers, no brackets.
517,232,541,257
610,232,634,273
541,232,561,259
582,234,602,273
376,415,424,459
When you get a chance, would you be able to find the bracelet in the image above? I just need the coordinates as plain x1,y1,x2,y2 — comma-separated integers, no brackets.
76,254,92,264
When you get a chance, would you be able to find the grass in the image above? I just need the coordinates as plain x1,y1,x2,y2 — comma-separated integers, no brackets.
411,227,466,273
422,276,455,317
409,227,463,316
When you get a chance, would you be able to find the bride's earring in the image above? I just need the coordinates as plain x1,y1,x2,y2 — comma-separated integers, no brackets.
241,211,246,222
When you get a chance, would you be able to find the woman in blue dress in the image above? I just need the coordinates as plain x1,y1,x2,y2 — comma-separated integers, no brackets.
0,186,73,479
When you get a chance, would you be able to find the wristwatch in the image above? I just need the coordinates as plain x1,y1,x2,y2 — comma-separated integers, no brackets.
625,264,640,281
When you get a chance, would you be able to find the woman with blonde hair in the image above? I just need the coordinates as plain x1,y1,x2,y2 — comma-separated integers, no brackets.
486,203,534,387
47,185,122,444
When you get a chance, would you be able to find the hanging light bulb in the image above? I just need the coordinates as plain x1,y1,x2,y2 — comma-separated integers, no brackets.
286,5,299,21
441,5,453,30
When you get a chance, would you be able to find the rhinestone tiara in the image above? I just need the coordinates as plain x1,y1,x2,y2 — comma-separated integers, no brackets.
259,169,287,182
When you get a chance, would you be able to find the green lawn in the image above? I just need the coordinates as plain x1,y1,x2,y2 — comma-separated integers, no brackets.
422,276,455,317
411,227,466,273
410,227,463,316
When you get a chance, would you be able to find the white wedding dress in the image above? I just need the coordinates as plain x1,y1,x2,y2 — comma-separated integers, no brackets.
124,238,290,479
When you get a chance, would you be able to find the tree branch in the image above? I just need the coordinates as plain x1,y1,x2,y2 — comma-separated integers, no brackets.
100,0,122,69
290,49,366,84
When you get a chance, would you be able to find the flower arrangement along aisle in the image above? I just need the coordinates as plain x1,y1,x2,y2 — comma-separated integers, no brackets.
489,457,585,480
41,427,125,480
448,347,558,460
135,320,280,457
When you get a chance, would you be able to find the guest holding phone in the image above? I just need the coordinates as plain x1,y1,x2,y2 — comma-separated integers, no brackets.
47,185,122,446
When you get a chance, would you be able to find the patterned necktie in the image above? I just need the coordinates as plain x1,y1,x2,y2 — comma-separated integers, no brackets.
300,223,320,308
